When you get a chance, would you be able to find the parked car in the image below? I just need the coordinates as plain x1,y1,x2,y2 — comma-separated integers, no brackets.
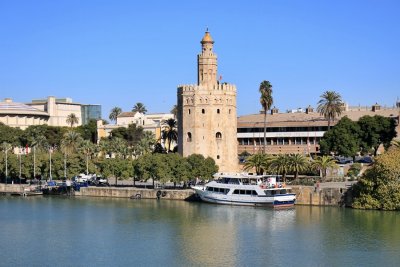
88,175,109,186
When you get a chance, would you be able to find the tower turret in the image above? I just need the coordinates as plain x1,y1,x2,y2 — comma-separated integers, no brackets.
198,30,218,86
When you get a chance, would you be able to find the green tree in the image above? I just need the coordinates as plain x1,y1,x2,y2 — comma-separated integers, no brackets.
311,155,338,182
161,118,178,153
186,154,218,181
132,102,147,114
357,115,397,156
352,147,400,210
79,139,96,175
66,113,79,127
317,91,344,129
259,81,273,154
269,154,290,183
109,107,122,123
1,142,12,182
0,123,23,145
288,154,309,182
76,119,98,143
135,131,156,156
319,116,361,157
61,131,83,178
243,153,269,175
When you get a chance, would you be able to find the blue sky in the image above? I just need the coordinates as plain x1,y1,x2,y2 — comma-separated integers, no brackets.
0,0,399,118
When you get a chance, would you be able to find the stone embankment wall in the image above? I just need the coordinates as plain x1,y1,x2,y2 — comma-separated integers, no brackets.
0,184,28,194
76,187,194,200
292,186,352,207
77,186,353,206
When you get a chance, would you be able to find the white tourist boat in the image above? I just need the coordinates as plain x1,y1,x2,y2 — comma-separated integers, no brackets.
191,173,296,208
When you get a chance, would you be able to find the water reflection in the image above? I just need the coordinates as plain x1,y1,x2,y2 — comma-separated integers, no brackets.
0,197,399,266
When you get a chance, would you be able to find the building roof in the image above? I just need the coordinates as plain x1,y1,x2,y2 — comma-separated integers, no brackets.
201,31,214,44
238,108,399,128
117,112,138,118
0,99,49,117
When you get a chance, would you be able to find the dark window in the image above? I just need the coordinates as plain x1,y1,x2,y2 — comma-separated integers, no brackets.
233,190,240,194
216,132,222,139
217,109,220,114
202,109,205,114
188,109,191,114
187,132,192,142
217,155,220,159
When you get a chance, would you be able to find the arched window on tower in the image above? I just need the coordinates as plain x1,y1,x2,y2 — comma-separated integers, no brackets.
187,132,192,142
217,109,220,114
216,132,222,140
202,109,205,114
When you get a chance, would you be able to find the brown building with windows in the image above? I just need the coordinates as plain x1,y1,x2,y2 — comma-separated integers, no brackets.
237,103,400,155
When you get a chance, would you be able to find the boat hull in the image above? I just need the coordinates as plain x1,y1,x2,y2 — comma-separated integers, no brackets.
193,187,296,208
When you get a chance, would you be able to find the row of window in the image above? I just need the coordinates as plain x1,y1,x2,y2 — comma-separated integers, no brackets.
186,132,222,142
238,126,328,133
187,109,232,115
239,137,322,146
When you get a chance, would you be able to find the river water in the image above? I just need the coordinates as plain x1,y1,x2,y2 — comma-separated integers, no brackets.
0,196,399,267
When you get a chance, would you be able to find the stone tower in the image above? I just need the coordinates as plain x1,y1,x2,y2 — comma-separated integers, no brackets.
177,30,238,172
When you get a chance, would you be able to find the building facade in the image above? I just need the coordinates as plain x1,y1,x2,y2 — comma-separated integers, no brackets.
177,31,238,172
0,96,101,129
97,112,174,142
27,96,101,127
237,103,400,155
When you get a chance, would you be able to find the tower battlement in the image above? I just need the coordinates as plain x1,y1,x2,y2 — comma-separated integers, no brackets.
178,83,237,92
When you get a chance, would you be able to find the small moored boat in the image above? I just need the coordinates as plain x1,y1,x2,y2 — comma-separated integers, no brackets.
191,173,296,208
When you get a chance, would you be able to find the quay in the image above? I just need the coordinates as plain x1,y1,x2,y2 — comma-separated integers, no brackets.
0,183,353,207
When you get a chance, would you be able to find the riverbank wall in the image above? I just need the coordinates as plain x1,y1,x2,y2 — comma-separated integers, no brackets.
76,185,353,206
76,187,195,200
0,184,28,194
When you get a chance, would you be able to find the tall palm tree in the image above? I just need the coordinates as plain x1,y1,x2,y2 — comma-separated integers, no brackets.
61,131,83,179
109,107,122,124
243,153,270,175
270,154,290,183
1,142,12,183
317,91,344,130
288,154,309,183
132,102,147,114
79,140,96,175
27,130,48,179
161,118,178,153
66,113,79,128
311,155,338,182
259,81,273,154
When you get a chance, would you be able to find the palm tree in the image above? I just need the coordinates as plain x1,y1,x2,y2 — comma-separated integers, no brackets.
311,155,338,182
79,140,96,175
269,154,290,183
317,91,344,130
109,107,122,124
61,131,83,179
259,81,273,154
288,154,309,183
243,153,270,175
1,142,12,184
135,131,156,156
170,105,178,118
27,130,48,179
66,113,79,127
132,102,147,114
161,118,178,153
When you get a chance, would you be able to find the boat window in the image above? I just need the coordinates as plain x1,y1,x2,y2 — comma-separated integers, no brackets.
264,190,272,197
233,190,240,195
280,189,287,194
239,190,245,195
206,187,213,191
